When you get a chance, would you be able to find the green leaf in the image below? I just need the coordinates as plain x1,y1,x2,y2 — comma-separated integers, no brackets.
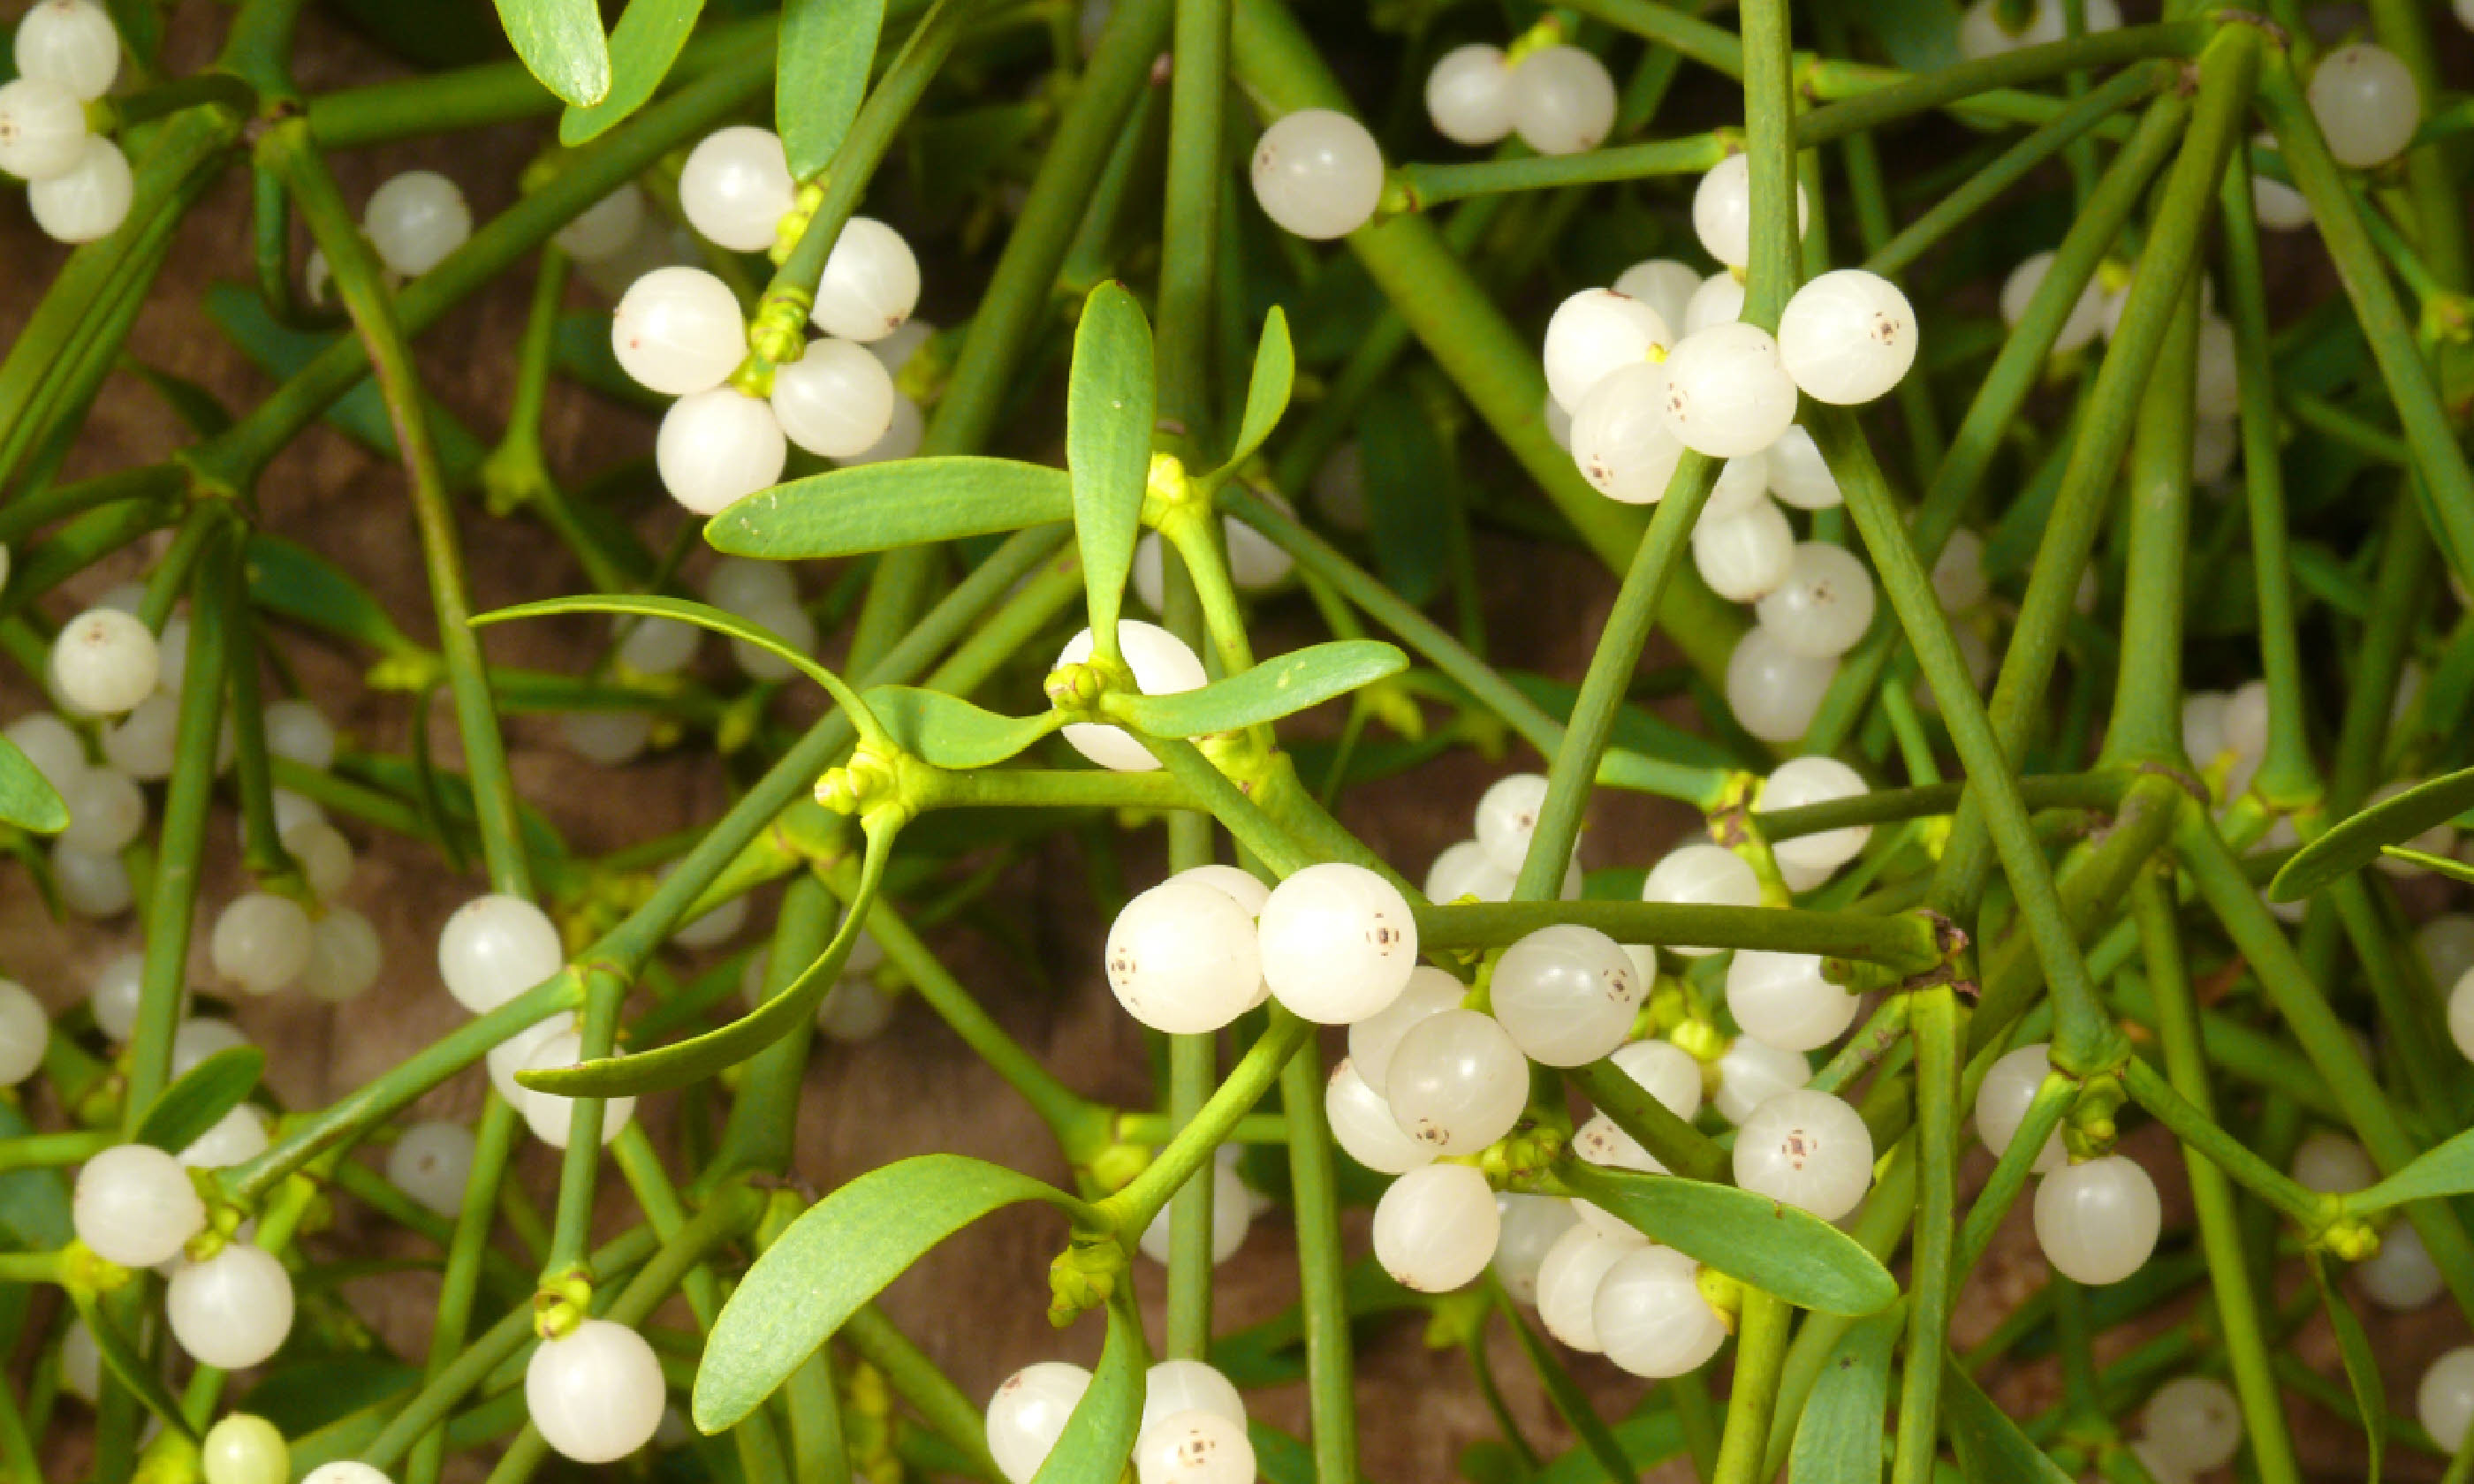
1107,640,1408,738
2270,765,2474,901
1218,307,1293,477
1554,1161,1899,1317
1942,1353,2069,1484
1356,381,1451,608
73,1295,199,1442
0,736,68,835
493,0,611,106
242,1356,421,1438
1252,1422,1319,1484
133,1047,265,1157
865,687,1062,769
2310,1253,2384,1484
2344,1124,2474,1213
1066,283,1156,657
126,361,233,437
1499,1292,1635,1484
778,0,884,180
2377,844,2474,887
520,829,891,1097
1525,1413,1686,1484
0,1102,70,1252
558,0,705,146
1792,1309,1899,1484
1030,1299,1144,1484
245,534,421,657
706,458,1073,559
692,1154,1085,1431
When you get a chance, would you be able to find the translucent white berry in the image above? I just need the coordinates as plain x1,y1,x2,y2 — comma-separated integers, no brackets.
1347,965,1464,1095
1778,269,1917,405
1703,451,1772,521
1425,44,1515,146
1474,773,1549,873
1725,624,1838,743
1384,1008,1527,1153
1690,497,1795,602
2251,165,2311,231
1661,322,1799,459
2309,43,2419,170
53,607,158,715
0,980,47,1085
55,840,132,917
771,337,897,459
2426,1347,2474,1454
389,1120,476,1217
302,1467,394,1484
178,1103,269,1168
167,1242,294,1370
2449,968,2474,1062
1683,271,1746,334
1250,109,1383,240
1536,1222,1643,1352
15,1,119,100
200,1413,290,1484
262,700,336,771
518,1028,635,1147
1957,0,2121,58
1326,1058,1433,1175
1570,361,1684,505
27,132,128,241
2034,1154,2161,1283
57,765,143,854
170,1017,248,1078
1713,1035,1808,1124
1639,844,1760,957
2191,314,2239,422
1135,1407,1254,1484
1139,1155,1257,1266
987,1362,1091,1484
1756,541,1877,658
1491,924,1641,1066
1258,862,1417,1023
527,1319,664,1463
1976,1043,2066,1173
554,183,647,261
1734,1088,1873,1219
438,893,565,1013
364,170,471,276
2290,1132,2375,1195
1424,839,1512,904
1691,154,1810,271
1179,862,1271,918
1372,1162,1499,1291
1311,443,1367,529
0,76,90,181
1054,622,1209,771
1725,950,1856,1052
1760,755,1871,876
1610,1038,1704,1120
1543,288,1671,415
8,710,87,792
1999,250,2107,355
611,267,746,396
615,614,700,676
284,821,356,902
1105,877,1263,1034
73,1142,206,1267
1594,1245,1728,1378
212,893,313,996
61,1317,101,1402
2139,1376,2242,1475
2360,1219,2444,1310
679,125,795,253
1491,1193,1580,1305
302,907,383,1003
841,391,923,465
657,385,787,516
1136,1359,1246,1443
729,593,816,680
1507,45,1615,156
807,216,919,342
1613,260,1702,335
1764,425,1841,510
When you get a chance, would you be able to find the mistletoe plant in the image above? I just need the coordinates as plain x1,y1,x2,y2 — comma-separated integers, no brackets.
11,0,2474,1481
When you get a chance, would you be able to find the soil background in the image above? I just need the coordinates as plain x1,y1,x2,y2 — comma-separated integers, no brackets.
2,4,2465,1480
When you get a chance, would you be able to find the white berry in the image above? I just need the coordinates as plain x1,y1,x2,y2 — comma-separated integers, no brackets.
302,907,383,1003
1726,950,1856,1052
1570,360,1684,505
1756,541,1877,658
680,125,795,253
1683,271,1746,333
212,893,313,996
1536,1222,1643,1352
1491,924,1641,1066
1594,1244,1728,1378
2290,1132,2377,1195
178,1103,269,1169
0,76,89,181
1764,424,1841,510
2309,43,2419,170
1734,1087,1873,1219
27,129,131,243
1507,45,1615,156
1999,250,2107,355
517,1029,634,1147
57,765,143,854
1778,269,1917,406
2034,1155,2161,1283
1690,497,1795,602
1543,288,1671,415
1347,965,1464,1095
527,1319,665,1463
986,1362,1092,1483
611,267,746,396
1473,773,1549,874
389,1120,476,1217
1976,1043,2067,1173
1661,322,1799,458
1372,1162,1499,1291
0,980,48,1085
200,1413,289,1484
2360,1219,2445,1310
1325,1058,1432,1175
53,608,158,716
772,337,897,459
1054,622,1209,772
657,386,787,516
2426,1347,2474,1454
1691,154,1810,271
2140,1376,2242,1474
1424,44,1515,146
1613,259,1701,334
554,184,646,261
1105,878,1263,1034
1639,844,1760,957
1491,1193,1580,1305
1136,1359,1246,1443
1136,1407,1254,1484
1249,109,1384,240
1384,1008,1528,1152
1258,862,1417,1023
15,1,119,100
73,1143,206,1267
438,893,565,1013
364,170,471,276
167,1242,294,1370
1713,1035,1808,1124
1725,624,1838,743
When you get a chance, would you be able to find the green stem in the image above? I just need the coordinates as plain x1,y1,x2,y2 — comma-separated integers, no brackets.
2096,281,2198,766
1384,133,1733,212
1157,0,1229,444
403,1095,523,1484
1104,1011,1315,1235
1709,1289,1791,1484
1418,899,1940,970
1570,1057,1727,1184
1279,1040,1357,1484
1797,21,2205,146
1891,987,1961,1484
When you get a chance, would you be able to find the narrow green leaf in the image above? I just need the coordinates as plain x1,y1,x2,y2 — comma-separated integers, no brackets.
73,1295,199,1442
519,829,891,1097
2310,1253,2384,1484
1792,1309,1899,1484
692,1154,1085,1431
1942,1353,2069,1484
2269,765,2474,900
2376,844,2474,888
1030,1299,1144,1484
558,0,705,146
0,737,68,835
0,1102,71,1251
133,1047,265,1157
1218,307,1293,476
2345,1124,2474,1213
126,362,234,437
865,687,1062,769
494,0,611,106
1107,640,1408,738
778,0,885,180
1066,284,1155,657
1499,1291,1636,1484
245,534,421,657
706,458,1073,559
1554,1161,1899,1317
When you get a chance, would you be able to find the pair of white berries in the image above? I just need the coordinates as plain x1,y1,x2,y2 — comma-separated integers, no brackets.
72,1143,298,1370
1973,1043,2163,1284
1423,771,1581,903
438,893,627,1148
0,1,130,244
987,1358,1253,1484
1103,859,1416,1034
1423,41,1617,155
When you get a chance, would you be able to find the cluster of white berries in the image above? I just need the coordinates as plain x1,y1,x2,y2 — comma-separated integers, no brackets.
988,1357,1254,1484
611,125,922,515
1104,859,1414,1034
0,0,129,243
1424,772,1580,902
1423,40,1617,155
2285,1127,2440,1311
1975,1043,2162,1284
72,1142,297,1372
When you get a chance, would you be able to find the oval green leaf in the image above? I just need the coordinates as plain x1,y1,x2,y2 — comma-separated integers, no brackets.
1029,1298,1144,1484
72,1294,199,1442
865,686,1062,769
493,0,612,107
1105,640,1407,738
2344,1123,2474,1214
246,534,421,657
778,0,884,180
707,458,1073,559
1066,283,1155,656
692,1154,1085,1431
1217,307,1292,479
0,736,69,835
520,831,890,1099
1792,1309,1899,1484
1942,1353,2069,1483
2309,1252,2384,1484
134,1046,266,1157
2269,765,2474,900
558,0,705,146
1553,1160,1898,1316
